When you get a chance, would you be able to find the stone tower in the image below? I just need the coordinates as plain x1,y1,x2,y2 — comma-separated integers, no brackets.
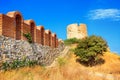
67,23,87,39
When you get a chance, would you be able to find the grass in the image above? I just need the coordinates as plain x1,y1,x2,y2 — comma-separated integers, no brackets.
0,45,120,80
57,57,67,66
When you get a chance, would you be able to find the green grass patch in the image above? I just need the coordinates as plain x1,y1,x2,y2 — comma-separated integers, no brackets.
64,38,79,46
57,57,67,66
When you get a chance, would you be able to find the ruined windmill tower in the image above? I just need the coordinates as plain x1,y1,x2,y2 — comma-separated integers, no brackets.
67,23,88,39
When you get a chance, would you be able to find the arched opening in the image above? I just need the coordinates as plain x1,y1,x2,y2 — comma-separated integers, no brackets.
41,28,44,45
44,30,51,46
16,14,22,40
51,34,56,48
54,34,56,48
49,32,51,46
56,38,58,48
30,23,35,42
44,32,48,46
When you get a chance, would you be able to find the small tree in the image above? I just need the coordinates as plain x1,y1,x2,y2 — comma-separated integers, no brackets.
74,35,108,66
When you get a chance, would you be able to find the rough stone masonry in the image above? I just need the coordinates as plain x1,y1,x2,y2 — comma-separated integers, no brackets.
0,36,64,66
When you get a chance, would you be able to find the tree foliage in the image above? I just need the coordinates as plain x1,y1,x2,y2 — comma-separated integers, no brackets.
64,38,79,45
74,35,108,66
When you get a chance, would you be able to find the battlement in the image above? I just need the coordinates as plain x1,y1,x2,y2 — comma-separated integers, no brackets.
0,11,58,48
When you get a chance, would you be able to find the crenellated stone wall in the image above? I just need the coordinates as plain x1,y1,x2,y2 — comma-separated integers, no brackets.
0,11,58,48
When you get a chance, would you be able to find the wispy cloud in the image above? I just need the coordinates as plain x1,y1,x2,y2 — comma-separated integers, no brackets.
88,9,120,21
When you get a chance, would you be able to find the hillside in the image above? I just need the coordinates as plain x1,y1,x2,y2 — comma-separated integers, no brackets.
0,45,120,80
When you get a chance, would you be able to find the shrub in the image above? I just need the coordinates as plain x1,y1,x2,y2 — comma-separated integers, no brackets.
2,62,10,71
27,60,37,67
64,38,79,45
10,59,21,69
1,58,38,71
23,33,32,43
74,35,108,66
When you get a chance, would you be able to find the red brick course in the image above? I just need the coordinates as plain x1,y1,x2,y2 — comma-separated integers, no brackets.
24,20,36,43
0,14,3,35
7,11,23,40
37,26,44,45
0,11,59,48
51,33,56,48
44,30,51,46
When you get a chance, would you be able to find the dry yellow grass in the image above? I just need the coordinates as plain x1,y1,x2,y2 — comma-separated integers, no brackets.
0,46,120,80
88,52,120,74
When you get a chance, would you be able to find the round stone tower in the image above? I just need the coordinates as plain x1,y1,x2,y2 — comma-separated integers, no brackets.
67,23,88,39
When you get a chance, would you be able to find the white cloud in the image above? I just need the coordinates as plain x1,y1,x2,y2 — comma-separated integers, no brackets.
88,9,120,21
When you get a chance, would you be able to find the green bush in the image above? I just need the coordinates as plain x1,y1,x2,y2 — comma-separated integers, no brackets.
74,35,108,66
10,59,21,69
64,38,79,45
23,33,32,43
27,60,37,67
2,62,10,71
1,58,38,71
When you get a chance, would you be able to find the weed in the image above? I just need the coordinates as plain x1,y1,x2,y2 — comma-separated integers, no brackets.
23,33,32,43
1,58,38,71
57,57,66,66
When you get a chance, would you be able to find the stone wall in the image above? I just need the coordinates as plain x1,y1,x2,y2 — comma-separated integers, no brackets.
0,36,64,66
67,23,88,39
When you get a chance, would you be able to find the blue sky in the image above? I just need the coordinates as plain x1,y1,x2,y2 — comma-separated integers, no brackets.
0,0,120,54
